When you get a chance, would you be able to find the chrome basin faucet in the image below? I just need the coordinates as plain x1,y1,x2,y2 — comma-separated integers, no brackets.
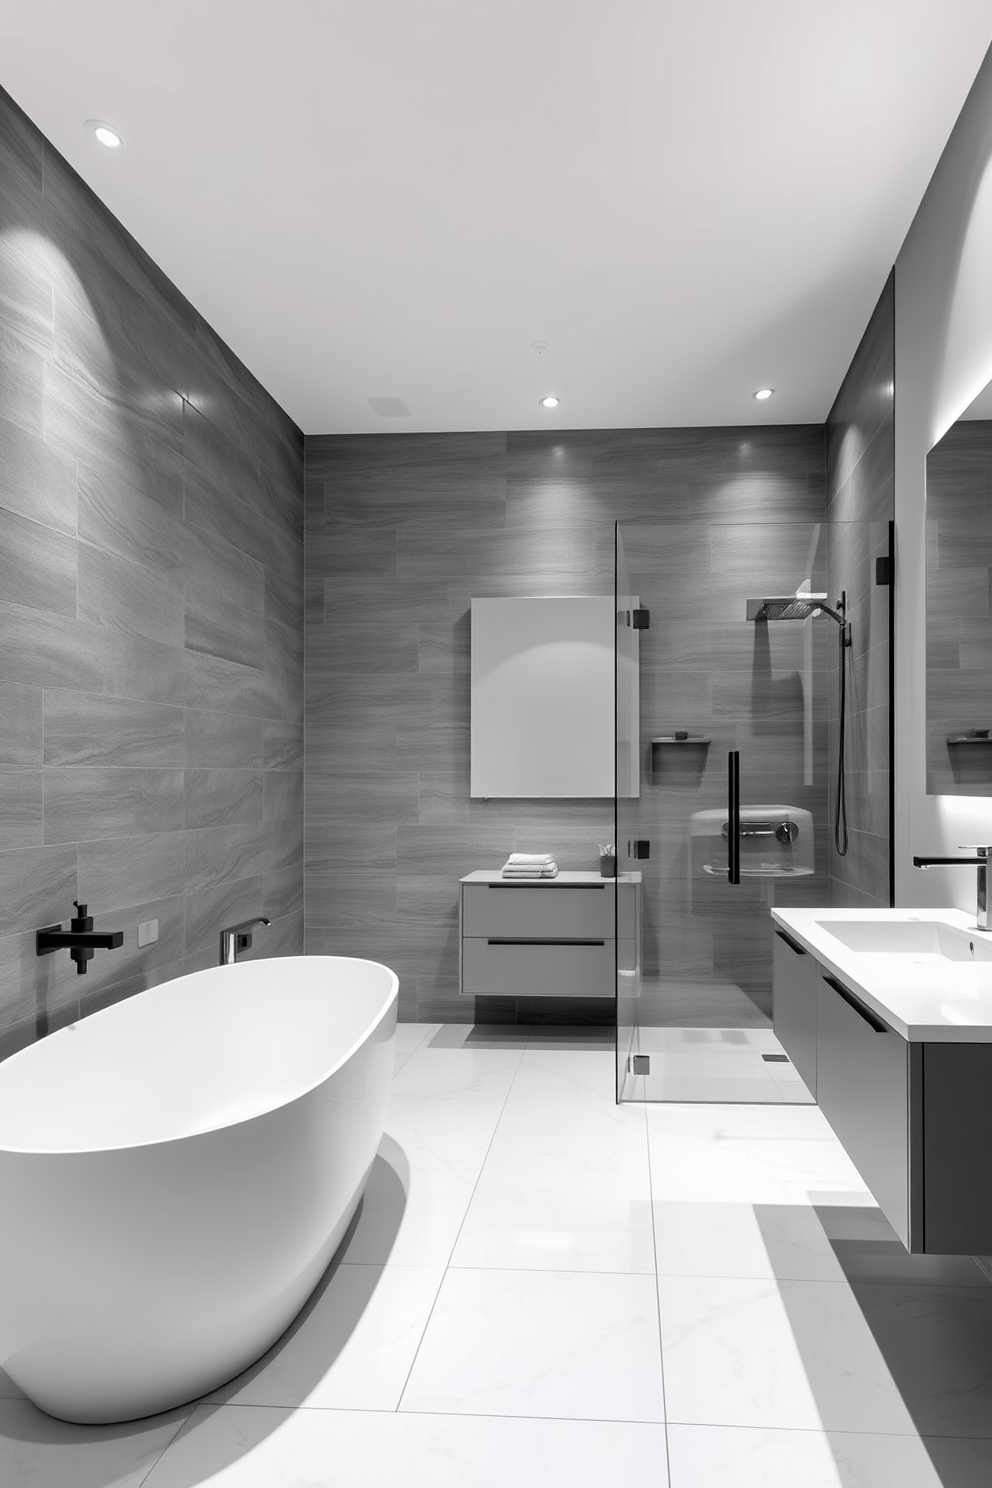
913,846,992,930
220,917,271,965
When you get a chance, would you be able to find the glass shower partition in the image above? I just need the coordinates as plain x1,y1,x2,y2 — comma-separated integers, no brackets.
615,516,890,1103
614,523,640,1100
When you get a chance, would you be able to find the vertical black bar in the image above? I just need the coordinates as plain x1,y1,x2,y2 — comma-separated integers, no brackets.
887,517,895,908
614,520,620,1102
728,750,741,885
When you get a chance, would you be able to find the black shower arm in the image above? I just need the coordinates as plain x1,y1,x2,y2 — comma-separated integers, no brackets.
816,599,853,647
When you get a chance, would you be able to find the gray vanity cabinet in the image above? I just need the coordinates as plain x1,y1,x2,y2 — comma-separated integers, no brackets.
459,871,623,999
814,970,921,1250
773,936,992,1254
772,928,818,1095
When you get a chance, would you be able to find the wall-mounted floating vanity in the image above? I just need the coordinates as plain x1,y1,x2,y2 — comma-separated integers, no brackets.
459,871,639,1000
772,906,992,1255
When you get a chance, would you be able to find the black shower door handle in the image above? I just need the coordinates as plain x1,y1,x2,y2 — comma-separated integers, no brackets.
727,750,740,885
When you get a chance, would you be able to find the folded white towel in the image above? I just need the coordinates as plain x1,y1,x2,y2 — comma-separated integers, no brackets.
501,862,558,879
505,853,555,865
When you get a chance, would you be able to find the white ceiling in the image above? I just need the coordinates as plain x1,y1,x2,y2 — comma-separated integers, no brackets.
3,2,992,435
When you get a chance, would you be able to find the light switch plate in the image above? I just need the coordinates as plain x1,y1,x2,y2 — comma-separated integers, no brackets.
137,918,159,947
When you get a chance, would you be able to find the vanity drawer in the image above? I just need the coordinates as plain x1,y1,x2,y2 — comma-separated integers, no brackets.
773,927,817,1094
461,937,615,998
461,882,614,940
816,970,916,1248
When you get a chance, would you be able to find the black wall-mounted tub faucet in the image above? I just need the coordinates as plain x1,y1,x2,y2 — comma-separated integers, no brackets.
37,902,125,974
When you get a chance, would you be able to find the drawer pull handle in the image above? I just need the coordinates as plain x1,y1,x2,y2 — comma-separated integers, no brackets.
486,938,607,947
774,929,807,956
823,974,889,1032
485,884,605,890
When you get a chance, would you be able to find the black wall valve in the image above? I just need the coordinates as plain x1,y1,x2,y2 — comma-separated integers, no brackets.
37,903,125,975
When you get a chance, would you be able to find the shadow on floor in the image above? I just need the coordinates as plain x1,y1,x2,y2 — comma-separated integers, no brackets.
759,1203,992,1486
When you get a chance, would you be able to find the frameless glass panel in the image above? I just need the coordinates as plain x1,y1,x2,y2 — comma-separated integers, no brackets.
615,523,640,1100
615,518,890,1103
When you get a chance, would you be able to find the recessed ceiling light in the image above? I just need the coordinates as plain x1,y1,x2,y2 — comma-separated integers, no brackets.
540,395,560,409
85,119,125,150
753,387,774,401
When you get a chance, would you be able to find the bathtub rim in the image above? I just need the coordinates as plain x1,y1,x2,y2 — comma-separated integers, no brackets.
0,954,398,1159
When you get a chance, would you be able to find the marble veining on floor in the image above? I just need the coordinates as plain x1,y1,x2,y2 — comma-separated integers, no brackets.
3,1022,992,1487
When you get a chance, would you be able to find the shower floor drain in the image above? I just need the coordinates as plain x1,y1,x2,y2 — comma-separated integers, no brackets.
761,1053,790,1063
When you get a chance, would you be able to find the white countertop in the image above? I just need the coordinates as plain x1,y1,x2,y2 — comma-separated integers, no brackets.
771,907,992,1042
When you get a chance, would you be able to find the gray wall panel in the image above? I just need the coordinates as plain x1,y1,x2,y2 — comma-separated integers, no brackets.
825,273,895,907
0,85,303,1058
305,423,827,1022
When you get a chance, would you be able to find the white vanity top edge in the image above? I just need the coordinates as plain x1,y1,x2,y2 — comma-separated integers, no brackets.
771,906,992,1043
461,870,641,886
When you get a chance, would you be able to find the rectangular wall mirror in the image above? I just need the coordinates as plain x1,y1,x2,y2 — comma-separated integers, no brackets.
470,596,637,798
926,377,992,794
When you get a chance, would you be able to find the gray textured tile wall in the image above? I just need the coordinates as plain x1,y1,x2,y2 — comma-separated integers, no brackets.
824,272,894,906
0,87,304,1057
305,424,826,1023
621,514,831,1028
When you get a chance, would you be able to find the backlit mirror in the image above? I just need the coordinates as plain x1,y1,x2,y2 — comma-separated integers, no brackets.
926,377,992,794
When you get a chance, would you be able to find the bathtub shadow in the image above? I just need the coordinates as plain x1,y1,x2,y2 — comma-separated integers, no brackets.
205,1140,411,1393
0,1142,410,1487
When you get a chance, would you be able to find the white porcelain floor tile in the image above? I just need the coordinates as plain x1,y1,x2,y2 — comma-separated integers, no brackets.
646,1103,874,1205
394,1022,440,1055
391,1044,524,1099
394,1022,439,1077
497,1059,624,1137
641,1040,786,1074
658,1274,917,1434
204,1262,444,1411
143,1404,671,1488
497,1092,645,1155
451,1121,654,1272
667,1422,987,1488
636,1026,779,1052
642,1075,787,1104
400,1267,665,1422
336,1109,499,1266
653,1201,851,1282
845,1283,992,1438
0,1398,189,1488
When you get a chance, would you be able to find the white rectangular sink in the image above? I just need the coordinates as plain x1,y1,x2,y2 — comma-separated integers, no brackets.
816,918,992,961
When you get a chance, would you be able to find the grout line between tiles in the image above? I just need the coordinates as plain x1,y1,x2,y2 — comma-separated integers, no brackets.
645,1099,673,1484
133,1405,199,1488
391,1037,528,1413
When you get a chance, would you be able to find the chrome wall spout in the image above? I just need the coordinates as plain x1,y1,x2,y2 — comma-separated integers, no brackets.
219,917,271,966
36,902,125,974
913,846,992,930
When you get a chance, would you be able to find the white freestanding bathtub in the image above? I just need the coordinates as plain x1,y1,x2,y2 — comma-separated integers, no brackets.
0,955,398,1423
